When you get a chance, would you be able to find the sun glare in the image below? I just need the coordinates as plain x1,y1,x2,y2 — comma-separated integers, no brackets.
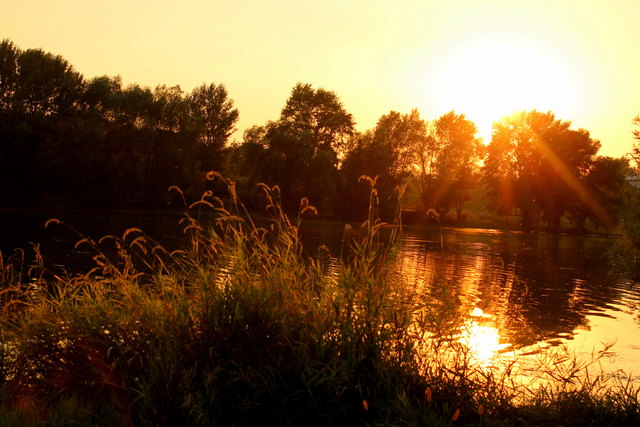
425,35,579,142
461,308,510,366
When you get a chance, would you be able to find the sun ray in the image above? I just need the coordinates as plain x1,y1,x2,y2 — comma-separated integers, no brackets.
531,131,615,228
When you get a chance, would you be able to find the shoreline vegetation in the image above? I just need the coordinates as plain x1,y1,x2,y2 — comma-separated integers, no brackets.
0,195,625,239
0,39,633,236
1,176,638,426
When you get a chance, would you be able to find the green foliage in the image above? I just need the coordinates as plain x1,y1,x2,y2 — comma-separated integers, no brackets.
0,177,638,425
483,110,603,231
577,156,629,231
430,111,483,221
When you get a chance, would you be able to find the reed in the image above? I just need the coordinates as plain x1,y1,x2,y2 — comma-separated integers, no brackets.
0,175,638,426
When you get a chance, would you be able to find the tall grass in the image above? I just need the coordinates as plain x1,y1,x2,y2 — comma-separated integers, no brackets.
0,174,639,426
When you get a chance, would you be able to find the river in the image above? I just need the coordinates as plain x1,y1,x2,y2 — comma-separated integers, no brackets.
1,209,639,380
302,221,640,381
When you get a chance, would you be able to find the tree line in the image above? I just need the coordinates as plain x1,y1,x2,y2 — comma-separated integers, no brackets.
0,40,630,232
0,39,238,206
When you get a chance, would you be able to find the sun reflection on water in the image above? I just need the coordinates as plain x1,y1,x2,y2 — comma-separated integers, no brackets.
460,308,511,367
380,227,640,385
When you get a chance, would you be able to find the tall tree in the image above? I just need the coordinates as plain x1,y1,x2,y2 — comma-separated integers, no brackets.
240,83,354,212
186,83,239,178
0,39,20,111
483,111,601,231
571,156,628,231
13,48,83,117
429,111,483,221
116,84,155,127
339,109,428,218
0,40,244,208
188,83,238,148
0,40,22,188
280,82,354,156
152,84,188,133
413,122,440,213
82,75,123,118
0,45,85,198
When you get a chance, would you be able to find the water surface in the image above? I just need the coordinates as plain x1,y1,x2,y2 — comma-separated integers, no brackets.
2,210,638,378
351,224,639,378
300,220,639,378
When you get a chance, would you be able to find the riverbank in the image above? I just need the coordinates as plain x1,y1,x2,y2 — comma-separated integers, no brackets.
1,184,638,426
0,184,624,248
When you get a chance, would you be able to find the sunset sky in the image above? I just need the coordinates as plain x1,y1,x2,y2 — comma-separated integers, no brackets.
3,0,639,157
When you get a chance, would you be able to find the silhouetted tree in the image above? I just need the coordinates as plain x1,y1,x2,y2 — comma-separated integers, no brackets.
152,85,188,132
237,83,354,212
429,111,483,222
340,109,428,218
611,116,640,277
280,82,354,155
228,125,269,205
338,131,377,216
13,48,83,117
0,43,85,200
483,111,601,231
0,40,241,208
187,83,239,173
0,40,22,190
413,123,439,213
0,39,20,111
570,156,628,231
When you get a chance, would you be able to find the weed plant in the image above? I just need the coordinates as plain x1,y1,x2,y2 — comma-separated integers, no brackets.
0,174,639,426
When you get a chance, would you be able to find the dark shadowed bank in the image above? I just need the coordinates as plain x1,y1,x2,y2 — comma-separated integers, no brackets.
0,177,639,426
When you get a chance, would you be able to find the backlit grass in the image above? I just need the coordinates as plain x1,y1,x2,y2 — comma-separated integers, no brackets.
0,175,638,426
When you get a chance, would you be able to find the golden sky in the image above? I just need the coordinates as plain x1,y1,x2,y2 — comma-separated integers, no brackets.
3,0,639,157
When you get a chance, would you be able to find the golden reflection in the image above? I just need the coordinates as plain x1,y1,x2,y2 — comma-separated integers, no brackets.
389,228,639,391
460,308,510,367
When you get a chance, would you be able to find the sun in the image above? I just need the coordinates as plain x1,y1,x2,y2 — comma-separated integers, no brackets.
423,34,579,143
